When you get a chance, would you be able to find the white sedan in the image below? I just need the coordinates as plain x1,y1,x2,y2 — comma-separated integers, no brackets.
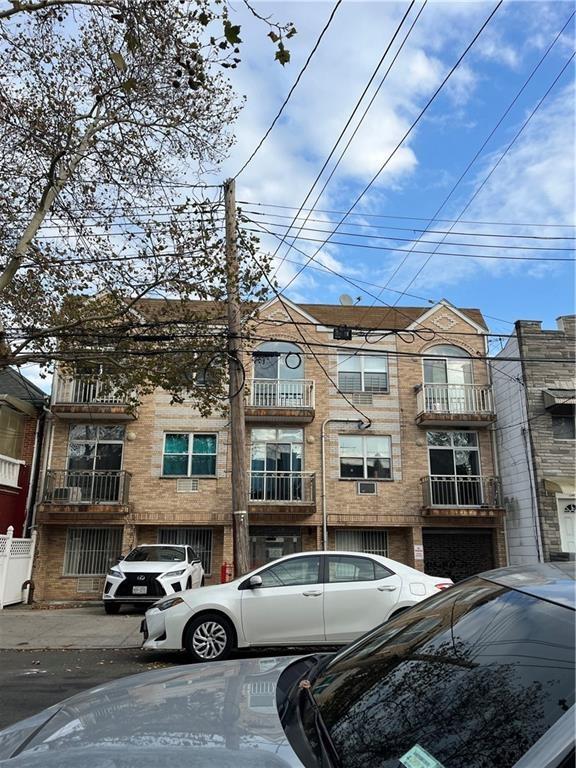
103,544,204,614
142,551,452,662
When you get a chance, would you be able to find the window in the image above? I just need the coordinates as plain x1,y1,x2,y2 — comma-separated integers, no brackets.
339,435,391,479
253,341,303,380
163,433,217,477
427,431,481,506
124,546,185,563
423,344,472,385
158,528,213,574
258,555,320,588
63,527,122,575
338,352,388,393
0,405,25,459
328,555,385,583
552,415,575,440
67,424,125,471
335,529,388,558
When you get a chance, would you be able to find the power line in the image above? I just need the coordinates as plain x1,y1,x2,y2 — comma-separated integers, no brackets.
239,199,576,229
267,0,421,282
275,1,504,296
233,0,344,179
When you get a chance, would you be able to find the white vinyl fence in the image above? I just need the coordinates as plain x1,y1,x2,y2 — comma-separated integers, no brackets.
0,526,37,609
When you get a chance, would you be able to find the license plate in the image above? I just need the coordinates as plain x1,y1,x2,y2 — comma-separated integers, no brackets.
132,586,148,595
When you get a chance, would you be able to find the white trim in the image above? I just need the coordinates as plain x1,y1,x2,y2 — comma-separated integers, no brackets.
256,296,331,330
405,300,486,334
556,494,576,553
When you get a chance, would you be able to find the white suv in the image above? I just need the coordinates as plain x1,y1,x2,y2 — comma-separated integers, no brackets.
103,544,204,614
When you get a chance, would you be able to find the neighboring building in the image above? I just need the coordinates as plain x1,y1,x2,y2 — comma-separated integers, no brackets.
0,368,47,535
32,298,507,601
493,315,575,564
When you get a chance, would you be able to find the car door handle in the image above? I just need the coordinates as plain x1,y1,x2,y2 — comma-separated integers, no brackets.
302,590,322,597
377,585,398,592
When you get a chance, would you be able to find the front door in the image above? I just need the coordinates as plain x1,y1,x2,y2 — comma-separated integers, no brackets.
557,497,576,553
241,554,324,644
250,428,303,502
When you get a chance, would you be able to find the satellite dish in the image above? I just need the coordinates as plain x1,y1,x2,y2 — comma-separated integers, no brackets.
339,294,353,306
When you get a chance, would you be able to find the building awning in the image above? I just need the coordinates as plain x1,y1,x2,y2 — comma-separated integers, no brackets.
543,476,576,495
543,389,575,413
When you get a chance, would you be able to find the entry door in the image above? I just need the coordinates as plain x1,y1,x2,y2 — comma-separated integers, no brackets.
241,555,324,645
558,497,576,553
323,555,401,643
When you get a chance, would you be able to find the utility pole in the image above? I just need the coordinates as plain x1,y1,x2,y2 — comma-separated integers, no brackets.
224,178,250,576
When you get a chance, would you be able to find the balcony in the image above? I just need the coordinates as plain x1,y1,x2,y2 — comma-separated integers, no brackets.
421,475,504,517
415,384,495,427
52,376,136,420
248,471,316,515
245,380,315,423
37,469,131,523
0,454,24,489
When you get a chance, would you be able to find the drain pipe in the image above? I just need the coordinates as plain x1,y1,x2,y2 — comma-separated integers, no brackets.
321,418,370,550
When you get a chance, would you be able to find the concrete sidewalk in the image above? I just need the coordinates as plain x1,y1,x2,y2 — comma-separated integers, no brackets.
0,605,143,650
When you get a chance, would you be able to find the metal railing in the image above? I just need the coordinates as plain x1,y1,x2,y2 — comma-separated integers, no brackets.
55,375,126,405
249,471,316,504
416,384,493,415
43,469,131,505
421,475,502,507
0,454,23,489
249,379,315,409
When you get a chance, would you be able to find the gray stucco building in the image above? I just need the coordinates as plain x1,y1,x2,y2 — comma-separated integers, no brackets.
492,315,575,563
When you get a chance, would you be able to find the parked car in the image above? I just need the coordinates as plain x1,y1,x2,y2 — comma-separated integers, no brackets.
103,544,204,614
141,550,452,661
0,563,573,768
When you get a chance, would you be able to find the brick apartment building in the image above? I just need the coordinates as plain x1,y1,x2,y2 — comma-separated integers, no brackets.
492,315,575,563
32,298,507,601
0,368,47,536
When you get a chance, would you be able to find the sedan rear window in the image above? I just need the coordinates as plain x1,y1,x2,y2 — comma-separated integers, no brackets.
124,546,185,563
312,577,575,768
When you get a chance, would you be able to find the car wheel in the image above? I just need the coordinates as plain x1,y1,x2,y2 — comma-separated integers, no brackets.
184,613,234,663
104,602,121,615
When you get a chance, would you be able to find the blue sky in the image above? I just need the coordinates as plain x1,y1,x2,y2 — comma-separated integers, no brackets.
216,0,575,338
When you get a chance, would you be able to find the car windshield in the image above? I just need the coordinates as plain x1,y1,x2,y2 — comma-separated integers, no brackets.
310,576,575,768
124,546,185,563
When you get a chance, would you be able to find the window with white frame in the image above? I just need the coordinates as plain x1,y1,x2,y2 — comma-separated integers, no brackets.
339,435,392,479
162,433,217,477
158,527,213,574
337,352,388,393
335,529,388,557
63,527,123,575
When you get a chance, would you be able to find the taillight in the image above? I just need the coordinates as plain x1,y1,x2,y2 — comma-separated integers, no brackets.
435,582,453,590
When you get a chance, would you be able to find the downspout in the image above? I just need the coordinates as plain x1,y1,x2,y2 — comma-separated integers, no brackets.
486,335,509,566
29,404,54,534
321,417,369,550
24,401,47,536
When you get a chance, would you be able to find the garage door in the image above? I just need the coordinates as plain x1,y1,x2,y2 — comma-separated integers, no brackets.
423,528,494,582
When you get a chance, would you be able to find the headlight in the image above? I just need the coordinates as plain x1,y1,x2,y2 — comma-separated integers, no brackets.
163,569,186,578
156,596,185,611
108,568,123,579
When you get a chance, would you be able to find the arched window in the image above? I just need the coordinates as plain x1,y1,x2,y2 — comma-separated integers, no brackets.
423,344,473,385
253,341,303,381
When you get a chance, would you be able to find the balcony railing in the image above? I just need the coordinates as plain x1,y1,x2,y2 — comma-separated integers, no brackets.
55,375,126,405
416,384,493,416
0,454,23,489
43,470,131,505
249,471,315,504
249,380,315,409
421,475,502,508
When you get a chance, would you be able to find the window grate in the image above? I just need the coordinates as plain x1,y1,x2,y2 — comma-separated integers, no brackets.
158,528,213,575
335,529,388,558
64,527,123,576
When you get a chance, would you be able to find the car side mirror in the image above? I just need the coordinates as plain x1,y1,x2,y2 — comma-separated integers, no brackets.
191,559,201,566
249,575,263,589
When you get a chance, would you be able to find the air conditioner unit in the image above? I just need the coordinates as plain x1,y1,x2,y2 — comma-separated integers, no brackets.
52,486,83,502
357,481,377,496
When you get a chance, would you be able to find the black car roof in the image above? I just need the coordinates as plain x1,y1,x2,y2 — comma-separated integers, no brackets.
480,562,576,609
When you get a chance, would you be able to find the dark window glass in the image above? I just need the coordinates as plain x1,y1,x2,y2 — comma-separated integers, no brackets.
259,556,320,587
366,457,391,479
328,556,375,583
340,458,365,478
311,578,575,768
374,562,393,579
124,546,185,563
553,416,576,440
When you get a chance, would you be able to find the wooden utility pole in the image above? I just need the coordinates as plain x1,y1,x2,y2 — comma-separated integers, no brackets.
224,178,250,576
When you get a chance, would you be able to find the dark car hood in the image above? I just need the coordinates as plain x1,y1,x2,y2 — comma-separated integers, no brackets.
0,657,304,767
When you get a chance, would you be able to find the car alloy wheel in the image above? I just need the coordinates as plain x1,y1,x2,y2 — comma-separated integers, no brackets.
185,612,234,662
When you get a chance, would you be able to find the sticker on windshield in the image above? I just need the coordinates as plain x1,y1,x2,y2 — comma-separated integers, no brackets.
399,744,447,768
